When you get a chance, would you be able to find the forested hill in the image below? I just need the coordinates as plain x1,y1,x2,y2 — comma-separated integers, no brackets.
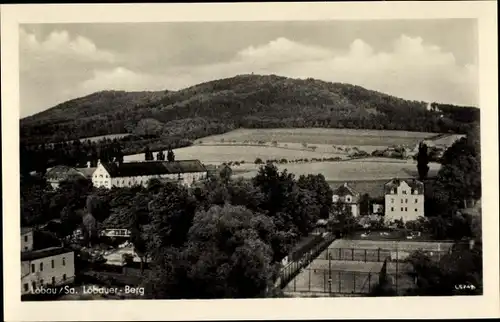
20,74,479,147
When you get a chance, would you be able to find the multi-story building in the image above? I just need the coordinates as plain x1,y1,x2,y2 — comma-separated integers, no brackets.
384,178,424,222
332,183,360,217
91,160,207,189
20,228,75,295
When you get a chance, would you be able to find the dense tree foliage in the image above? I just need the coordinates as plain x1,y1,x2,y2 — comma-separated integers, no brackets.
21,75,479,173
21,161,333,298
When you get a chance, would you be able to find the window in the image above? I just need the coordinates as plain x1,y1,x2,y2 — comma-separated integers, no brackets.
402,190,407,195
400,199,403,203
415,208,418,212
51,259,55,269
404,207,408,211
40,279,44,285
40,262,43,271
32,281,36,290
62,257,66,266
391,207,394,211
415,199,418,203
405,199,408,203
411,188,415,194
24,235,28,242
52,277,56,285
24,283,29,292
401,207,404,211
63,274,67,281
24,246,28,251
391,198,394,203
31,264,35,273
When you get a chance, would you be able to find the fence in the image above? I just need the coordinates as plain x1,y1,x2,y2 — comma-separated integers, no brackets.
322,247,450,263
283,268,383,295
278,233,336,289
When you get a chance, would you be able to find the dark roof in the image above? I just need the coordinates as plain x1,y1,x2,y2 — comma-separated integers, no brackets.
333,183,360,197
101,160,207,178
21,247,73,262
76,167,97,178
384,178,424,194
45,165,87,181
21,227,33,235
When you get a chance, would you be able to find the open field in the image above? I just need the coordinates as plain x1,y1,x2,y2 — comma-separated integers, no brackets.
125,145,348,163
52,133,131,145
197,128,438,146
236,160,441,181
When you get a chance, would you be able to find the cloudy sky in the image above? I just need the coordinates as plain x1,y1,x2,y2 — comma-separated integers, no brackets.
19,19,478,118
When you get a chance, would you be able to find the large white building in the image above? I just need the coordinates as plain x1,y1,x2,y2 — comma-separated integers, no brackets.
384,178,425,222
332,183,360,217
92,160,208,189
20,228,75,295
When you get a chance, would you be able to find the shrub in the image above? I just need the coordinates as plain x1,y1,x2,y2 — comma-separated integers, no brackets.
254,158,263,164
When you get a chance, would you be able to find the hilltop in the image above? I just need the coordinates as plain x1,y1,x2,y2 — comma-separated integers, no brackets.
20,74,479,147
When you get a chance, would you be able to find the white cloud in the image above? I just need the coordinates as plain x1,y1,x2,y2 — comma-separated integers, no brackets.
20,29,115,70
21,33,478,117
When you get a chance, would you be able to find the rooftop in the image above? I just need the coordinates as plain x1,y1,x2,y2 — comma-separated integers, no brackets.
333,182,360,197
101,160,207,178
21,246,73,262
384,178,424,194
21,227,33,235
45,165,88,181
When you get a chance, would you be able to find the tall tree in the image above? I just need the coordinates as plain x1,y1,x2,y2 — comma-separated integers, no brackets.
297,174,333,219
167,149,175,162
417,142,430,180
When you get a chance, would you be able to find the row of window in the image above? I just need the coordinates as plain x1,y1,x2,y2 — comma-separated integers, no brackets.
389,207,419,212
390,189,419,195
31,257,66,273
23,274,67,292
390,198,419,204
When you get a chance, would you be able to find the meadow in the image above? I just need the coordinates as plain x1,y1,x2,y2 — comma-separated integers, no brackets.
197,128,438,146
125,145,348,164
235,160,441,182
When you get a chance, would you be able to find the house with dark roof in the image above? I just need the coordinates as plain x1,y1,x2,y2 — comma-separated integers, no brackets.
332,183,361,217
92,160,208,189
20,228,75,296
384,178,425,222
45,165,96,189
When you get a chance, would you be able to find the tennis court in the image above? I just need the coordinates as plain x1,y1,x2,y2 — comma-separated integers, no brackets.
321,239,453,261
283,260,384,296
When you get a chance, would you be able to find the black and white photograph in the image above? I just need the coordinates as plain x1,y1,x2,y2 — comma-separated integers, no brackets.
2,2,499,321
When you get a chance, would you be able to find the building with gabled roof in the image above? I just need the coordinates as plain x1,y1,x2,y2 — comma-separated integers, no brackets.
332,183,361,217
45,165,96,189
92,160,207,189
384,178,424,222
20,227,75,296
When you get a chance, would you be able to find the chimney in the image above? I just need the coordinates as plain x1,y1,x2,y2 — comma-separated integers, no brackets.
97,159,101,167
87,161,91,168
343,183,348,187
